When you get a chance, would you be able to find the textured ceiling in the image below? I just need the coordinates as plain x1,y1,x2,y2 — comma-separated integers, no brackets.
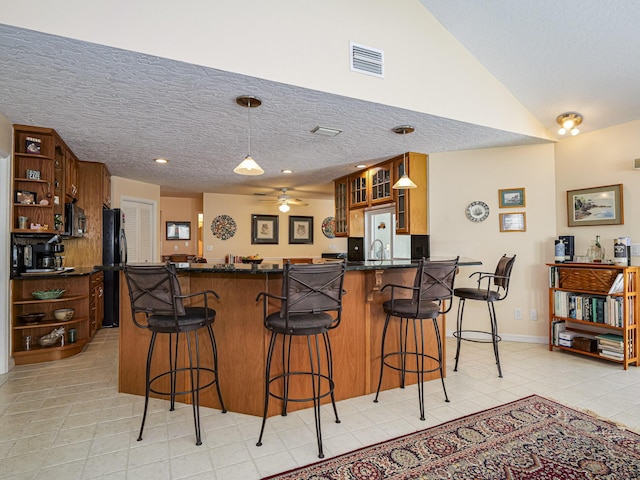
1,1,638,198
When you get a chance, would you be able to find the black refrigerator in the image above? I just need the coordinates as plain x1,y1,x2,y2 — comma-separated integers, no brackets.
102,208,127,327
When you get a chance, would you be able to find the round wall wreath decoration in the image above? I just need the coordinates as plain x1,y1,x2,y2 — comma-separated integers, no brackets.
210,214,237,240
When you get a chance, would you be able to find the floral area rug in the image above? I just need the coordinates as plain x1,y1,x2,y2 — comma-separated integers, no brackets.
264,395,640,479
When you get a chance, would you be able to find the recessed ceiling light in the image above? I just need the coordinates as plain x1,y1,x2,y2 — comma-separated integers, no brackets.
154,158,169,164
311,126,342,137
281,169,293,174
356,164,367,169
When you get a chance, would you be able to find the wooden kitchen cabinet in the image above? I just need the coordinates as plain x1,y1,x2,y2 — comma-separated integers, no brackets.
334,177,348,236
89,271,104,336
334,152,428,237
12,125,82,235
102,163,112,207
64,149,79,201
349,170,368,209
11,272,94,365
393,152,428,235
369,162,393,205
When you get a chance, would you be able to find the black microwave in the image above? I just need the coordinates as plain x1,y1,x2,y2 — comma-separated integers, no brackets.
64,202,86,237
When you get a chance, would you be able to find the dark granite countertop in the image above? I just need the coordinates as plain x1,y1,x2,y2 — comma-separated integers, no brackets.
93,257,480,275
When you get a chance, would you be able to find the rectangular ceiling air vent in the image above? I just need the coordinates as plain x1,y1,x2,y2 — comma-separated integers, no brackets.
350,42,384,78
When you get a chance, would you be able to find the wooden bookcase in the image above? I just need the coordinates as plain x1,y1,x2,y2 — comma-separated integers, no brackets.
548,263,639,369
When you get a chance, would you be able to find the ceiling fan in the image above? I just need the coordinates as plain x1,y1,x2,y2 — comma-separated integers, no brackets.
259,188,309,212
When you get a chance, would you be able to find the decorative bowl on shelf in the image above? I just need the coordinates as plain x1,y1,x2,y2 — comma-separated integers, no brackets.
18,312,46,325
53,308,74,321
241,257,263,264
32,289,65,300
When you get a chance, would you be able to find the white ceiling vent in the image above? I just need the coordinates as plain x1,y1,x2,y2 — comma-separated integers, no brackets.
350,42,384,78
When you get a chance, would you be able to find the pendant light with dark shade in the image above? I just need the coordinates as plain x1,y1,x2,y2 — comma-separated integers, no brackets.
234,95,264,175
392,125,417,189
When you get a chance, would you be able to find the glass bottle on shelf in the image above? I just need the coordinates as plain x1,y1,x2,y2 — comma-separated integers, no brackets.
589,235,605,263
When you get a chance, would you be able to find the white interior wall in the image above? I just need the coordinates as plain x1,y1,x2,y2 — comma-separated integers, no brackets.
202,193,346,262
555,119,640,262
429,143,557,342
0,0,551,139
0,113,13,374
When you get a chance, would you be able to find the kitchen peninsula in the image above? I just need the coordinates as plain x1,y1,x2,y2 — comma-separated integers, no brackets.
117,258,479,417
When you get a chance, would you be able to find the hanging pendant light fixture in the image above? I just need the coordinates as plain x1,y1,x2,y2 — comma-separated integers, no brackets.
392,125,417,189
234,95,265,175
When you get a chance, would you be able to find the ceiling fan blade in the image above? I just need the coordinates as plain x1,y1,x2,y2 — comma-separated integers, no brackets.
287,199,309,206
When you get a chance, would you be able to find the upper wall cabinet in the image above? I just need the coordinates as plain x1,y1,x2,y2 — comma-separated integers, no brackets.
334,178,348,237
393,152,428,235
13,126,57,234
334,152,428,237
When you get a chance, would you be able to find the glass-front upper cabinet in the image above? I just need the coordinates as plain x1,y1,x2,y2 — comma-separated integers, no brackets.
369,162,392,205
334,178,348,236
394,159,409,233
349,171,368,209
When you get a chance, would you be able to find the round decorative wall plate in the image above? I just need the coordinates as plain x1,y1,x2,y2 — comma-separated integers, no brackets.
322,216,336,238
210,215,237,240
465,201,490,222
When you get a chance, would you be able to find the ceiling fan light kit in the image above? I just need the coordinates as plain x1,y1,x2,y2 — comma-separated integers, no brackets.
260,187,309,211
234,95,264,175
392,125,418,190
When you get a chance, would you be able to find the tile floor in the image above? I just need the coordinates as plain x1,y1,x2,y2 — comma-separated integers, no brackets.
2,328,640,479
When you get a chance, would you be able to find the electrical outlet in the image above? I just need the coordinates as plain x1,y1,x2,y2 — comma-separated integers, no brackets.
514,308,522,320
206,245,213,251
529,309,538,321
631,244,640,257
173,245,179,251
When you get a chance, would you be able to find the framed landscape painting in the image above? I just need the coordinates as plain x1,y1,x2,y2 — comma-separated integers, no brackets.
567,184,623,227
498,187,526,208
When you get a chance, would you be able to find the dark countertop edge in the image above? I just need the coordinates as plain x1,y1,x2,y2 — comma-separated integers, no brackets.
11,266,98,279
93,257,481,274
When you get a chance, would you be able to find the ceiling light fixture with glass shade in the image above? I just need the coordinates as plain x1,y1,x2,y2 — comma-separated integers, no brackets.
234,95,264,175
556,112,583,136
392,125,417,190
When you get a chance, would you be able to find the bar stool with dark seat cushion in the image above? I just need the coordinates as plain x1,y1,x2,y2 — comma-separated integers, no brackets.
124,263,226,446
255,261,346,458
374,257,459,420
453,254,516,378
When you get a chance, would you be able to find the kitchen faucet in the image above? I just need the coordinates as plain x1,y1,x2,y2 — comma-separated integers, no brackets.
370,239,384,260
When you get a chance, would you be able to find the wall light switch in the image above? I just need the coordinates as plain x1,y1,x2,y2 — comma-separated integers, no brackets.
185,241,189,247
206,245,213,251
631,244,640,257
173,245,179,251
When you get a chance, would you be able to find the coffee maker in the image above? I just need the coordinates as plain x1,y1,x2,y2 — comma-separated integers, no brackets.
18,235,65,272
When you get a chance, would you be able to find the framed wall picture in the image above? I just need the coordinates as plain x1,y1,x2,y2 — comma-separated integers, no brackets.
252,214,279,244
166,221,191,240
15,190,36,204
499,212,526,232
289,216,314,244
498,187,526,208
567,184,623,226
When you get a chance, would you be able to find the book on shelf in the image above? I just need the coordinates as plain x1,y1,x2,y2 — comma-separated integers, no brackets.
600,350,625,360
608,273,624,294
